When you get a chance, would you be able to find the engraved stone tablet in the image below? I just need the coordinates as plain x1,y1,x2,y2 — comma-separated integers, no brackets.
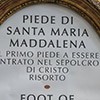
0,4,100,100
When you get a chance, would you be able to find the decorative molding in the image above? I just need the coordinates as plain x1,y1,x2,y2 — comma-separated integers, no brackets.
88,0,100,10
92,0,100,9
